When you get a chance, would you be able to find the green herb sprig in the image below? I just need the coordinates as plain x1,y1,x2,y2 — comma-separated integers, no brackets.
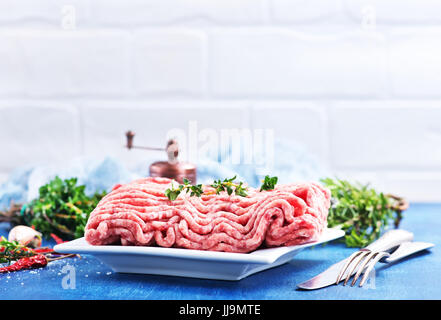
165,176,249,201
165,175,280,201
0,236,35,264
321,178,404,248
260,175,278,191
21,176,106,240
210,176,248,197
165,178,204,201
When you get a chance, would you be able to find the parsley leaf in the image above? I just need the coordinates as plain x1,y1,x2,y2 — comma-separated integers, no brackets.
260,175,278,191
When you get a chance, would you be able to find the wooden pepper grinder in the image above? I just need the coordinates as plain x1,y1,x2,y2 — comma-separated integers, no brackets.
125,130,197,184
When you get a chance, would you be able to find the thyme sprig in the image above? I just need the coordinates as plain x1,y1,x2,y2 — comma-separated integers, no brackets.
165,178,204,201
321,178,405,248
210,176,248,197
21,176,107,240
165,176,249,201
0,236,35,264
165,175,280,201
260,175,278,191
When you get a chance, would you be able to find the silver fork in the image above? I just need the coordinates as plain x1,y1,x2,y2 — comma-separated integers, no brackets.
336,240,435,287
334,230,415,288
335,248,390,287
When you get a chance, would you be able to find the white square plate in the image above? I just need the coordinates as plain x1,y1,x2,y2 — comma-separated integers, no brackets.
54,228,344,280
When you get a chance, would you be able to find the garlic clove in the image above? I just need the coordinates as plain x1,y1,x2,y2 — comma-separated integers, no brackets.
8,225,42,248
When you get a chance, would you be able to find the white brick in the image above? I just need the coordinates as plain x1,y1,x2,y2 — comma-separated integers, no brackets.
380,171,441,202
132,30,206,96
344,0,441,24
330,170,384,188
251,101,328,162
330,170,441,203
0,30,130,97
0,102,81,171
211,29,387,98
271,0,348,24
388,29,441,98
0,0,90,26
329,101,441,169
80,101,250,167
88,0,265,26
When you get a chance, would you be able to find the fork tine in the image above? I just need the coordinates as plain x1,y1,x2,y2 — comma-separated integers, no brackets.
343,250,371,285
359,251,390,287
351,251,377,286
335,251,363,284
335,249,370,284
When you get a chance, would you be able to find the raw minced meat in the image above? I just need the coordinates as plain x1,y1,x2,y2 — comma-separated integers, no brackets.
85,177,330,253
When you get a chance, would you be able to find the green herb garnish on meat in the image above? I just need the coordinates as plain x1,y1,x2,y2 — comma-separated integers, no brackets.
211,176,248,197
165,176,248,201
260,175,278,191
165,178,204,201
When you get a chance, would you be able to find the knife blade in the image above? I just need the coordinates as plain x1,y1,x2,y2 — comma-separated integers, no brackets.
297,229,415,290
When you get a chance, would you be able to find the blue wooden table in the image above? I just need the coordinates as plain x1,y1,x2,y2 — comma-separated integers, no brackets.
0,203,439,300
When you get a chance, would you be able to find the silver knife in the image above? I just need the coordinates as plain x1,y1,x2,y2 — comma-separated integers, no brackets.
297,229,417,290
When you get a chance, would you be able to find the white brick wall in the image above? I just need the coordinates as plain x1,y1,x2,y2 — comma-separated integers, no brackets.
330,101,441,170
0,30,130,97
88,0,266,26
0,1,91,27
80,100,250,166
388,28,441,98
0,101,81,171
210,29,387,98
251,101,329,162
271,0,347,24
132,30,207,95
345,0,441,24
0,1,440,202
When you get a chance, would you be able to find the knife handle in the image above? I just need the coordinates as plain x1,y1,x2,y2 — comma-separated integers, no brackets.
384,241,434,263
365,229,414,252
